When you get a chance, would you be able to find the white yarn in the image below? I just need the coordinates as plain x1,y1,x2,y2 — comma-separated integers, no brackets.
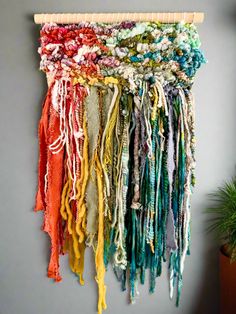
155,80,168,116
178,89,193,275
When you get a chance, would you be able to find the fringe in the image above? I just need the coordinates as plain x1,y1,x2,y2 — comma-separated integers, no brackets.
35,78,196,311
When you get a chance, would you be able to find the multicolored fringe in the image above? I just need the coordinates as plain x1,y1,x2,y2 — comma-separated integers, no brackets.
35,21,205,313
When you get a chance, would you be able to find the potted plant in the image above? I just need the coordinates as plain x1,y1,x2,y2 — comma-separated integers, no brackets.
206,177,236,314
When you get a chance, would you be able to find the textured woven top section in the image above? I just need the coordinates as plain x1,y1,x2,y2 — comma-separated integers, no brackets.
39,21,206,90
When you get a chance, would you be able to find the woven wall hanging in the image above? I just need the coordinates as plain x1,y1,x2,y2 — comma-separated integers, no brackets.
34,16,206,314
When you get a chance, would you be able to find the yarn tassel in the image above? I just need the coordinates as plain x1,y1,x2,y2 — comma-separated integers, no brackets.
94,91,107,314
44,93,65,282
35,84,53,212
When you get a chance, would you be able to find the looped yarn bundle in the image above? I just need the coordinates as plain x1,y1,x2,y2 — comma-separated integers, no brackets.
35,21,205,313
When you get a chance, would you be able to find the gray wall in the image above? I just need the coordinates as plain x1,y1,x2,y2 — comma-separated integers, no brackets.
1,1,236,313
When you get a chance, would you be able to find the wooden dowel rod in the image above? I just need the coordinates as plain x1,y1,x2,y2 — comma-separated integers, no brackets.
34,12,204,24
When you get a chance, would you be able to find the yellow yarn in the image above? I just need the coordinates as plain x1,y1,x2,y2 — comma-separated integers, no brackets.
104,77,118,85
94,146,107,314
68,230,85,285
59,110,89,285
151,86,158,121
65,179,73,235
73,75,119,87
60,178,73,235
60,180,70,220
73,76,86,85
149,211,155,253
71,222,85,285
88,77,99,85
60,177,85,285
92,88,107,314
103,86,121,168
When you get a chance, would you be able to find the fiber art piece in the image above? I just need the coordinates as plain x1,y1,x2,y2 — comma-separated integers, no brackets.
35,21,205,313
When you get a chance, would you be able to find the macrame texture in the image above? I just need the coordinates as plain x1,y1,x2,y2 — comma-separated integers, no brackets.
35,21,206,314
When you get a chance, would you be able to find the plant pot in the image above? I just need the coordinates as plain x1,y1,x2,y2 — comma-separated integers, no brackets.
220,245,236,314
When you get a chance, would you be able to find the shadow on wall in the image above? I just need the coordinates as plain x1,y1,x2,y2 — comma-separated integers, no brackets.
26,12,51,266
226,2,236,24
192,242,220,314
192,2,236,313
26,12,48,136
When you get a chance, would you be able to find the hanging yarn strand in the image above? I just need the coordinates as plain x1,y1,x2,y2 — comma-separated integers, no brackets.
35,20,206,314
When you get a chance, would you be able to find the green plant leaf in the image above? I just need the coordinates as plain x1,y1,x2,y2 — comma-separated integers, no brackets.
206,177,236,258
